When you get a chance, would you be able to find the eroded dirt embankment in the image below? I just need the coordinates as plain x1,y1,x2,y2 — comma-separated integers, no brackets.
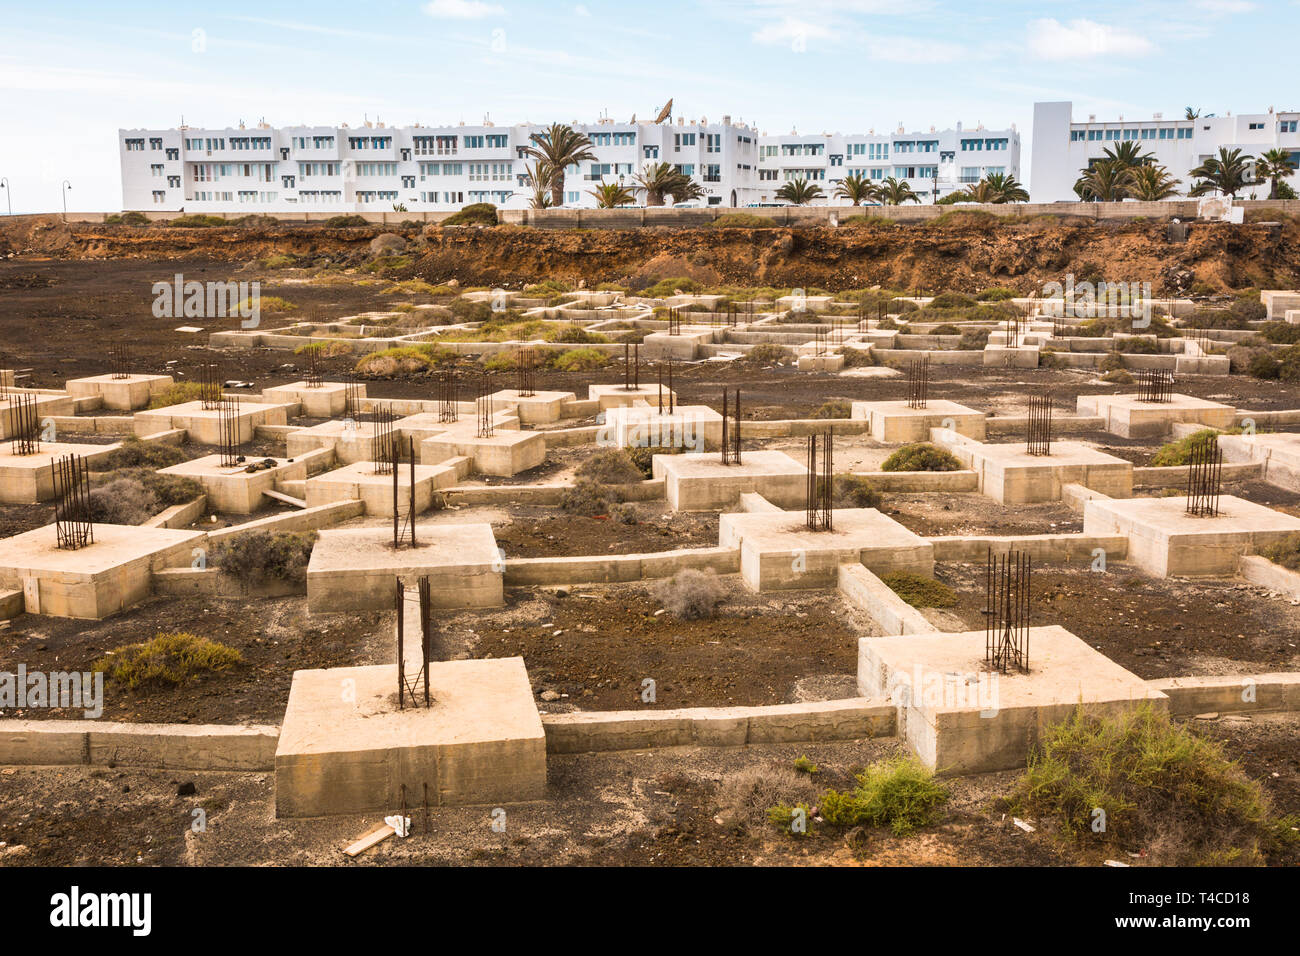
2,212,1296,294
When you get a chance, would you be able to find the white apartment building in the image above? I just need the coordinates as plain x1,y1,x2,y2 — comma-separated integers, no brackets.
1030,101,1300,202
755,123,1021,205
119,113,1022,213
119,116,764,213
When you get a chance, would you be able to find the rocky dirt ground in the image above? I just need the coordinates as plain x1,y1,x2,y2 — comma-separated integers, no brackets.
3,713,1296,867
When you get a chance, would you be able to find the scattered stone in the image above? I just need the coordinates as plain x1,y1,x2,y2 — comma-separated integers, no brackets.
176,781,197,796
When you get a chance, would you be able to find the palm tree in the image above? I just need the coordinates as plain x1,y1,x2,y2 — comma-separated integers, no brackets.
775,178,824,205
1254,148,1297,199
981,172,1029,203
521,123,597,207
832,172,878,206
632,162,704,206
1074,160,1131,202
588,182,636,208
1185,107,1201,121
1188,147,1255,198
1102,140,1156,169
1126,165,1182,201
876,177,920,205
523,159,554,209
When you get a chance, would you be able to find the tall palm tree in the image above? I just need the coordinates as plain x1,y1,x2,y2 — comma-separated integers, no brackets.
1102,140,1156,169
1126,165,1182,201
1185,107,1201,121
521,123,597,207
1074,160,1131,202
1188,147,1255,198
775,178,824,205
876,177,920,205
588,182,635,208
632,162,704,206
981,172,1029,203
832,172,878,206
1254,148,1298,199
523,159,554,209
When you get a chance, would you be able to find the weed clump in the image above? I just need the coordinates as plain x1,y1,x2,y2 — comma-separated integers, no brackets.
653,569,722,620
96,632,242,690
818,757,950,836
1260,533,1300,571
811,399,852,419
880,443,963,472
148,381,209,409
715,764,820,831
741,344,793,366
576,449,644,485
880,571,958,608
1150,429,1222,466
102,435,186,470
211,531,317,587
835,475,882,509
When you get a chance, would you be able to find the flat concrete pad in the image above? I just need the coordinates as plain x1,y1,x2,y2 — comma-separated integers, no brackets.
1083,493,1300,576
64,373,173,411
719,508,933,590
949,438,1133,504
306,524,503,612
589,384,675,410
275,659,545,817
0,442,121,503
858,626,1167,772
1076,393,1235,438
852,399,987,443
0,523,204,618
654,450,807,511
305,459,459,515
600,404,723,452
489,389,576,424
1219,432,1300,491
133,400,292,444
262,381,361,418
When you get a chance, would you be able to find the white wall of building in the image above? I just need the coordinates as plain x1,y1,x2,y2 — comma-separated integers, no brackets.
1030,101,1300,202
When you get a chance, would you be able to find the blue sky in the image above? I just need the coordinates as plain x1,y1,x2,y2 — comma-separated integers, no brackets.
0,0,1295,211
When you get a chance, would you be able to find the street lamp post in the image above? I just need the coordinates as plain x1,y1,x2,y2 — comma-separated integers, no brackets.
0,178,10,215
62,180,71,222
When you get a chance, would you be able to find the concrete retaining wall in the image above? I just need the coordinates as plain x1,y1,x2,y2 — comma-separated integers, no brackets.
541,697,895,753
837,564,935,636
153,566,305,598
1148,674,1300,716
0,720,279,770
850,470,979,492
144,495,207,529
204,499,364,543
986,415,1104,437
1239,554,1300,599
505,546,739,586
1133,461,1261,488
930,533,1128,563
445,478,665,507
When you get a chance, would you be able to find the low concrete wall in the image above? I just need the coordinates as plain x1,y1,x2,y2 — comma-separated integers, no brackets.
505,546,739,586
445,478,666,507
850,470,978,493
930,533,1128,563
144,495,207,529
0,588,22,621
204,499,364,543
1133,461,1261,488
153,566,305,598
0,719,279,770
740,419,871,438
1148,674,1300,716
49,414,135,434
986,415,1104,437
542,697,895,753
539,425,602,447
1239,554,1300,599
837,564,935,636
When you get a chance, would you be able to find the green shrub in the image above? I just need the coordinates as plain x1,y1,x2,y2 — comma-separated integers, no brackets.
811,399,852,419
976,287,1019,301
766,803,813,836
211,531,318,586
576,449,644,485
710,212,780,228
551,347,609,371
546,326,608,345
355,344,455,376
929,291,976,310
835,475,882,509
148,381,209,409
819,757,950,836
742,344,793,365
102,435,187,470
880,443,963,472
362,254,412,275
325,214,368,228
259,253,296,269
87,478,159,525
957,327,991,350
294,340,353,358
96,632,242,690
626,443,680,478
1278,345,1300,382
793,755,819,775
441,202,497,226
1100,369,1134,384
1008,704,1298,865
929,323,962,336
1150,429,1221,466
838,346,874,367
169,214,227,228
1114,336,1159,354
1260,533,1300,571
880,571,959,608
1258,321,1300,345
1099,351,1126,372
560,478,618,516
653,569,722,620
641,277,700,298
1185,307,1253,331
715,765,821,831
1248,353,1281,379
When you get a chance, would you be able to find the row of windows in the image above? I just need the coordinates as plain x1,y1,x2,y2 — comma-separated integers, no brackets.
298,190,343,202
228,137,272,150
191,163,276,182
356,162,399,176
355,190,398,201
589,132,636,147
468,163,512,181
1071,128,1194,142
960,138,1009,151
419,162,465,176
420,191,465,204
348,136,392,150
293,136,336,150
893,141,938,153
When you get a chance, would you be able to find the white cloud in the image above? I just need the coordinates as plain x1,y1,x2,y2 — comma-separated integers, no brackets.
865,37,963,64
574,4,590,15
751,16,832,47
1026,18,1155,60
423,0,504,19
1194,0,1256,12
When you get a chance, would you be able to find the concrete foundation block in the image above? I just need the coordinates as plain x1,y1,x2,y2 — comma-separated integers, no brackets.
274,659,545,817
64,374,173,411
262,381,361,418
489,389,577,424
653,450,807,511
158,454,306,514
944,438,1133,504
1076,393,1236,439
600,404,724,453
305,459,459,515
133,400,291,445
852,399,987,443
